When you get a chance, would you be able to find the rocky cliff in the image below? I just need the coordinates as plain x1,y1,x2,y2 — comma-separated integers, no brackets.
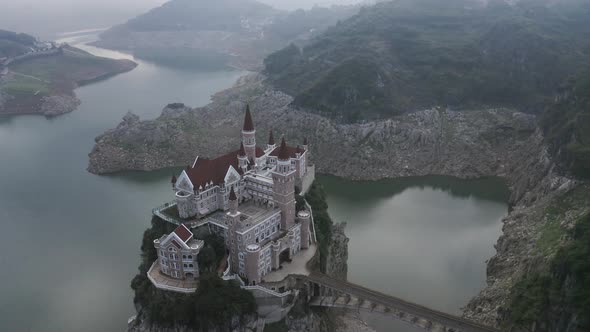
90,74,584,328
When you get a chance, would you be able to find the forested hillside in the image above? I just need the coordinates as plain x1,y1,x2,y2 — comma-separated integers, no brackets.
0,30,36,58
264,0,590,121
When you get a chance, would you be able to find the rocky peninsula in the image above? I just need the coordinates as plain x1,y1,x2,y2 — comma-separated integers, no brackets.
0,46,136,116
89,74,586,329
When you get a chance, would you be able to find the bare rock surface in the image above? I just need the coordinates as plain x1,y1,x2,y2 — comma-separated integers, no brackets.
40,94,81,116
91,74,580,328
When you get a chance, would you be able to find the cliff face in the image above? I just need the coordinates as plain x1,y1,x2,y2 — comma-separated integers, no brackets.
90,74,583,328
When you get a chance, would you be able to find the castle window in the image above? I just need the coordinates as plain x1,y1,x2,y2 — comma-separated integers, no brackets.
189,264,193,268
188,255,193,259
183,255,187,259
183,264,187,268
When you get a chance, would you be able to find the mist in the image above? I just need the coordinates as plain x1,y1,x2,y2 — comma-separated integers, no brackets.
0,0,364,39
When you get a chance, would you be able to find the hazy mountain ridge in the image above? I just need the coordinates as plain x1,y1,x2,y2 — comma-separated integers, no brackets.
0,30,37,58
264,0,590,121
94,0,360,70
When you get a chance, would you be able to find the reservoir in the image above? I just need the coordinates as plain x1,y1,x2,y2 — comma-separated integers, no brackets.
319,175,508,331
0,33,508,331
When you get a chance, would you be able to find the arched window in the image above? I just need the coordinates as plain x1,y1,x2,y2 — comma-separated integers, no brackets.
188,255,193,259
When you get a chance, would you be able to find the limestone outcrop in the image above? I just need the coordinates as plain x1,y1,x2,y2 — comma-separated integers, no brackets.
90,74,583,328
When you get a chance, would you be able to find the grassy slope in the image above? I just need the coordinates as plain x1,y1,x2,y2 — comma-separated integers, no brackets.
264,0,590,122
1,45,135,114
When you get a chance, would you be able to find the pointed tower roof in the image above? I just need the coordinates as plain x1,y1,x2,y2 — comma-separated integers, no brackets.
278,137,290,160
303,137,308,145
243,104,254,132
238,142,247,157
268,130,275,145
229,186,237,201
171,175,177,184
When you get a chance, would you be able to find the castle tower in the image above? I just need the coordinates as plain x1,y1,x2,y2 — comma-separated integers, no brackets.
267,130,276,151
272,137,296,230
297,211,311,249
238,142,248,173
226,187,242,275
245,244,261,285
241,105,256,162
302,137,309,152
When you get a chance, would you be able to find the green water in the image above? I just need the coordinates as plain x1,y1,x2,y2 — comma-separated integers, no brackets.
0,34,246,332
0,33,509,332
318,175,509,331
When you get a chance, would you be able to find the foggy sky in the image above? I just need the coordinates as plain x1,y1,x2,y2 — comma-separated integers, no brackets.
0,0,363,39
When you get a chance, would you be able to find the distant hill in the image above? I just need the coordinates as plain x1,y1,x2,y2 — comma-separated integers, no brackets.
0,30,37,58
0,30,136,116
123,0,278,32
264,0,590,121
93,0,359,70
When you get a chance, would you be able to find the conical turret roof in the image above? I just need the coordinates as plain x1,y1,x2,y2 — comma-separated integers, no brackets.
278,137,290,160
243,104,254,131
229,186,237,201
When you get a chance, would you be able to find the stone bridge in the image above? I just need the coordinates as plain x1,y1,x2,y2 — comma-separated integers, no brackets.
289,273,498,332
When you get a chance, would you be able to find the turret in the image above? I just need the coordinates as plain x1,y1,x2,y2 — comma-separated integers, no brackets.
228,186,238,215
302,137,309,151
267,130,276,151
171,175,177,188
241,105,256,161
272,137,296,230
297,210,311,249
238,142,248,172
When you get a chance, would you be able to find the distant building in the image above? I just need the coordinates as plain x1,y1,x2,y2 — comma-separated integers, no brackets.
153,224,204,280
155,105,315,286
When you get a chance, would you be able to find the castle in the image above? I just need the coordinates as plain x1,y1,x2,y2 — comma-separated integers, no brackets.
151,106,316,287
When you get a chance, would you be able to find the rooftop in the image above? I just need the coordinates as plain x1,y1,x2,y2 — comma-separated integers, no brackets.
202,200,280,233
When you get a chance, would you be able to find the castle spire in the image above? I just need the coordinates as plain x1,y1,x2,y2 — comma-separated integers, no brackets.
243,104,254,132
278,137,290,161
238,142,246,157
229,186,237,201
268,130,275,145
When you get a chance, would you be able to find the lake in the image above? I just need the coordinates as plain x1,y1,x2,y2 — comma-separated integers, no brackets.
319,175,508,331
0,33,508,332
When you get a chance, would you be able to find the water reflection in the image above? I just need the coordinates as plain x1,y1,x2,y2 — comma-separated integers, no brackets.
318,175,508,331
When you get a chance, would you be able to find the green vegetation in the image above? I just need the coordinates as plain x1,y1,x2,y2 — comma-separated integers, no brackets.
2,76,50,96
0,30,36,58
264,0,590,122
508,208,590,330
304,182,333,271
541,70,590,178
263,319,289,332
131,217,256,328
197,233,226,273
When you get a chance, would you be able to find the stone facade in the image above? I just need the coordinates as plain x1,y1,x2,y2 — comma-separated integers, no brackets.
153,224,204,280
166,106,315,286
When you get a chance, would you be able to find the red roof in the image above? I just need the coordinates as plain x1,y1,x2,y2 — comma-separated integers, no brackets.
269,141,303,160
186,147,264,188
243,105,254,132
174,224,192,243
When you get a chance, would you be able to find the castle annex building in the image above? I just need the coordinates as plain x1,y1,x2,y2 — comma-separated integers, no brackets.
149,106,316,290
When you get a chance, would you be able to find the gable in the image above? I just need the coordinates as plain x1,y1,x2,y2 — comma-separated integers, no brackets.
176,171,193,192
224,165,241,185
